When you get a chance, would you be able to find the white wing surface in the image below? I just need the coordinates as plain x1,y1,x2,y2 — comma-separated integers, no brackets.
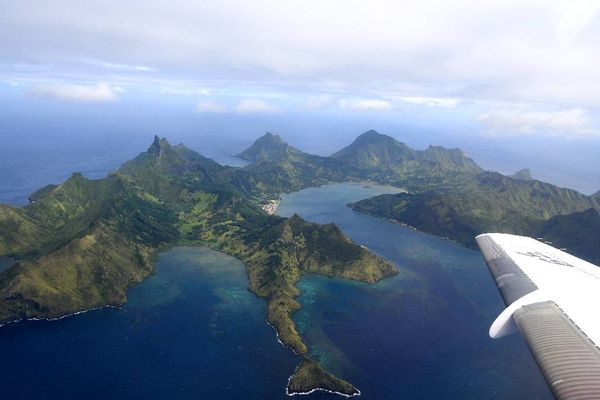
477,233,600,400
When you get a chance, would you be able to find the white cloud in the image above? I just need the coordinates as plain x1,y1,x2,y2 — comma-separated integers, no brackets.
85,60,157,72
306,95,336,109
3,1,600,110
398,96,460,108
161,87,213,96
196,101,227,113
479,107,597,137
337,98,391,111
234,99,278,113
29,83,118,102
556,0,600,47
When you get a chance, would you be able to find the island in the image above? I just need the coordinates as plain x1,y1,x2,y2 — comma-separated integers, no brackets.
349,181,600,265
1,130,599,395
0,134,396,395
287,359,360,397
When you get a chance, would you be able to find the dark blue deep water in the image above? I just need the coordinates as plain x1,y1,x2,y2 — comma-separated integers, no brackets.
0,247,299,399
278,183,553,399
0,182,553,399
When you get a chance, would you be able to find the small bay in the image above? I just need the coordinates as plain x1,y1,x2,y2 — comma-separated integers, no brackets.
0,247,298,399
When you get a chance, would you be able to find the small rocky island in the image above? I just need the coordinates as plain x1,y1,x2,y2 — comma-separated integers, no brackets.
288,359,360,397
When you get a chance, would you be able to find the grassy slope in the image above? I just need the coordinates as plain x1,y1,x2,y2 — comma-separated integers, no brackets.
0,205,45,256
0,174,178,323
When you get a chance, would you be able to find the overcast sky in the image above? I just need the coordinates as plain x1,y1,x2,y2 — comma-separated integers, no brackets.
2,0,600,138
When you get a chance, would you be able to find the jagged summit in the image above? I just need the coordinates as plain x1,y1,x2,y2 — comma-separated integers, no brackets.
510,168,533,181
237,132,296,162
148,135,169,153
358,129,386,138
261,132,285,143
148,136,197,156
332,130,416,169
351,129,399,144
121,136,221,179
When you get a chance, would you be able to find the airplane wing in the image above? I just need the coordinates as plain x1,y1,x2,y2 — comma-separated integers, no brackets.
476,233,600,400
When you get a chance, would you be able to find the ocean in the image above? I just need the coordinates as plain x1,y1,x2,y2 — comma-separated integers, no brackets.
0,182,552,399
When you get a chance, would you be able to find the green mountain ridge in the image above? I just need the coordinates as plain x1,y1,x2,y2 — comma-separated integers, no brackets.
332,130,483,175
235,130,487,197
237,131,597,224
